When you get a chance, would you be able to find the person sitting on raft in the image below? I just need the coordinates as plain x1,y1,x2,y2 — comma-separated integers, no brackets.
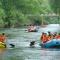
53,32,57,39
41,31,60,43
41,32,53,43
47,31,53,41
41,32,48,43
0,33,6,43
0,33,6,47
28,25,37,31
55,33,60,39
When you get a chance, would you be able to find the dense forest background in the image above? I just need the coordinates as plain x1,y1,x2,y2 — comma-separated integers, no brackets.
0,0,60,28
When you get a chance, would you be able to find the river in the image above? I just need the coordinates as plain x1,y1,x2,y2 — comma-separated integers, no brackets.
0,24,60,60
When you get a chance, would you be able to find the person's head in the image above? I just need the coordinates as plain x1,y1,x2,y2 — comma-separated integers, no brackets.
2,33,5,35
48,31,52,36
30,24,31,26
42,32,45,35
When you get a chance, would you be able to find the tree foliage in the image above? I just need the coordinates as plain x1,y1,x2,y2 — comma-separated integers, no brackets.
0,0,58,27
50,0,60,14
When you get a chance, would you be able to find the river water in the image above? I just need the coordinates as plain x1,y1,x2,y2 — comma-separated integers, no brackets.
0,24,60,60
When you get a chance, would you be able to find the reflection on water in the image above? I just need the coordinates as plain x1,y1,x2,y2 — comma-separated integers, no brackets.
0,24,60,60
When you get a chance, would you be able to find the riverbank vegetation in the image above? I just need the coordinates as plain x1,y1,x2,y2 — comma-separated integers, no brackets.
0,0,60,28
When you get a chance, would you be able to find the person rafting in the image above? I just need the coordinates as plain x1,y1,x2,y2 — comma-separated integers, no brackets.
28,25,37,32
53,32,57,39
41,31,54,43
0,33,15,48
41,32,48,43
40,32,60,48
55,33,60,39
47,31,53,41
0,33,6,47
0,33,6,43
28,25,34,31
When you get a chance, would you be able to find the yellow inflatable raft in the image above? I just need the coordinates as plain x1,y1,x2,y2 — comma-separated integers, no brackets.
0,42,6,48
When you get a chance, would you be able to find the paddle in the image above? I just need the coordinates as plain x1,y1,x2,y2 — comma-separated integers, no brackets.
5,41,15,48
9,44,15,48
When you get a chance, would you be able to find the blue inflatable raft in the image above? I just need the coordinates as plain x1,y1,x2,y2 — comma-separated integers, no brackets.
41,39,60,48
